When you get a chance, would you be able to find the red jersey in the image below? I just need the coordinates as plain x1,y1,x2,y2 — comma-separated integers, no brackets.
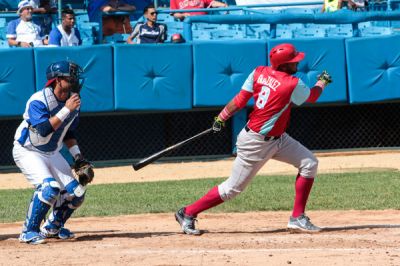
245,66,306,136
170,0,213,15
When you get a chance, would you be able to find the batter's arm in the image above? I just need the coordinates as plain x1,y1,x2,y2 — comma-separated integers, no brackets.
217,89,252,122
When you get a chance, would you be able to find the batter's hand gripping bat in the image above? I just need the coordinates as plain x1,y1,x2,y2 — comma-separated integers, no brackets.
132,128,213,171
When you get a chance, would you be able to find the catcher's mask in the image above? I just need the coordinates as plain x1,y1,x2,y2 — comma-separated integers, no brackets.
45,60,85,94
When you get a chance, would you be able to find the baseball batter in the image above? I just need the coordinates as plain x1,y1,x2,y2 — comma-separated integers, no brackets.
13,60,94,244
175,43,332,235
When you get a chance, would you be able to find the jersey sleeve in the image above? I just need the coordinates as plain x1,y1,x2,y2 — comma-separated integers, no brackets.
28,100,50,126
291,78,311,106
241,70,255,93
48,28,62,46
6,19,18,39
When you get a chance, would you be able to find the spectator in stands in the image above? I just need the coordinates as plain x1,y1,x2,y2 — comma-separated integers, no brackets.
127,4,167,44
101,0,136,36
31,0,57,35
170,0,228,21
321,0,343,12
48,9,82,47
347,0,368,11
7,1,48,47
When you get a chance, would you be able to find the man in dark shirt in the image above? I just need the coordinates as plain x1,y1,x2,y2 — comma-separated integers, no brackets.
127,4,167,44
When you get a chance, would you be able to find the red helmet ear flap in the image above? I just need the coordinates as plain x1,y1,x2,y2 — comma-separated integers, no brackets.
45,78,57,87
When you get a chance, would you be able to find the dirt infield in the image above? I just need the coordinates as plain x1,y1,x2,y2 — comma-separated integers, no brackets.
2,151,400,265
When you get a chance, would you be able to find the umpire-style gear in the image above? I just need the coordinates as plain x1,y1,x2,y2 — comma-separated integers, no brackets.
46,61,84,93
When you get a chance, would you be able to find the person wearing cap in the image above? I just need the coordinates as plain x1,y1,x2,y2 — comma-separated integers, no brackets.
127,4,167,44
6,1,48,47
174,43,333,236
170,0,228,21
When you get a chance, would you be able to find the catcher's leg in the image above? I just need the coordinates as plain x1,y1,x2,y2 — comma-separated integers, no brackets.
13,144,60,244
20,178,61,244
41,179,85,239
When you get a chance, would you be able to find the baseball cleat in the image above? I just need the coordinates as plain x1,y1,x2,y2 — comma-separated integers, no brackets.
175,208,201,235
287,214,321,233
19,231,46,245
41,224,75,239
58,228,75,239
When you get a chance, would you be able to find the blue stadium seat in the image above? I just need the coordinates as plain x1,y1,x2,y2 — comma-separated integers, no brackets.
193,23,219,30
104,33,130,44
293,27,326,38
76,13,90,25
0,27,6,40
246,24,270,39
275,28,293,39
210,29,244,40
156,12,176,23
192,30,211,40
78,22,99,44
282,7,316,14
326,25,353,37
0,17,6,28
360,26,393,36
0,39,8,48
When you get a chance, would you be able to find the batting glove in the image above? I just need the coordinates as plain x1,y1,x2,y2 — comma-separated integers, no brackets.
317,70,333,85
212,117,225,133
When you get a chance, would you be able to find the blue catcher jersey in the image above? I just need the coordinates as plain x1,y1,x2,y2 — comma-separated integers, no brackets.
14,87,79,153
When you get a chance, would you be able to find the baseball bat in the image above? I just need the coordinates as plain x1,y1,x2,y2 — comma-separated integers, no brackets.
132,128,213,171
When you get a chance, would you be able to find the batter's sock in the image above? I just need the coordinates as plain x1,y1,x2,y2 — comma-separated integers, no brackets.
292,175,314,218
184,186,224,217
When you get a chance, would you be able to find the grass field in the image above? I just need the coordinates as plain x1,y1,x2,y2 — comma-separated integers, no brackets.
1,170,400,223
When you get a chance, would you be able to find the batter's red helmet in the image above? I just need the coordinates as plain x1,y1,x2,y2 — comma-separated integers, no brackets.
269,43,305,70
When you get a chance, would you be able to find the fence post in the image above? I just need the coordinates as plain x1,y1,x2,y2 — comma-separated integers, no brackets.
232,109,247,154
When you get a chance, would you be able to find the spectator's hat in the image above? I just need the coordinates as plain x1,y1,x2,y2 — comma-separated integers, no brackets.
17,1,34,14
171,33,185,43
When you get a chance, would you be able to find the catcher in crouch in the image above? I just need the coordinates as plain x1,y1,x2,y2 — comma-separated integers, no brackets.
13,60,94,245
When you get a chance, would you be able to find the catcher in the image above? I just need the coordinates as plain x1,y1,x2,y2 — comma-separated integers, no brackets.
13,60,94,244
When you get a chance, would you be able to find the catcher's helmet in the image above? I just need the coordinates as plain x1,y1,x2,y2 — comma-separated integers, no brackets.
269,43,305,70
46,60,84,93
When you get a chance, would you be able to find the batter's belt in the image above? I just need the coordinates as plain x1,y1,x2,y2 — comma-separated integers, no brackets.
244,125,281,141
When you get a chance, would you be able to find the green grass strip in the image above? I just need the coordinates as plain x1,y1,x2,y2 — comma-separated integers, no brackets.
1,171,400,223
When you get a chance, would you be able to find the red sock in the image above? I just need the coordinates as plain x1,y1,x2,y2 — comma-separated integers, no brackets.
292,175,314,218
184,186,224,217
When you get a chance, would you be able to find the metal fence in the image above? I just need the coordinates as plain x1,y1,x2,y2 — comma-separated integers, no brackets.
1,102,400,168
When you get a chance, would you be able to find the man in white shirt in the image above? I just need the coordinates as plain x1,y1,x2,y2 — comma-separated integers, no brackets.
6,0,48,47
48,9,82,47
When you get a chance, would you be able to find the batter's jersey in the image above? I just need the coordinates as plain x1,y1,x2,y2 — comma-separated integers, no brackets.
14,87,79,153
243,66,311,136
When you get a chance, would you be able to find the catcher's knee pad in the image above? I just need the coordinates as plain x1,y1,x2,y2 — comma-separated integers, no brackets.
299,156,319,178
38,177,61,205
218,182,242,201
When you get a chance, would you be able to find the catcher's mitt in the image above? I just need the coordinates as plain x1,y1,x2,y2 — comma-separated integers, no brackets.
73,158,94,186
